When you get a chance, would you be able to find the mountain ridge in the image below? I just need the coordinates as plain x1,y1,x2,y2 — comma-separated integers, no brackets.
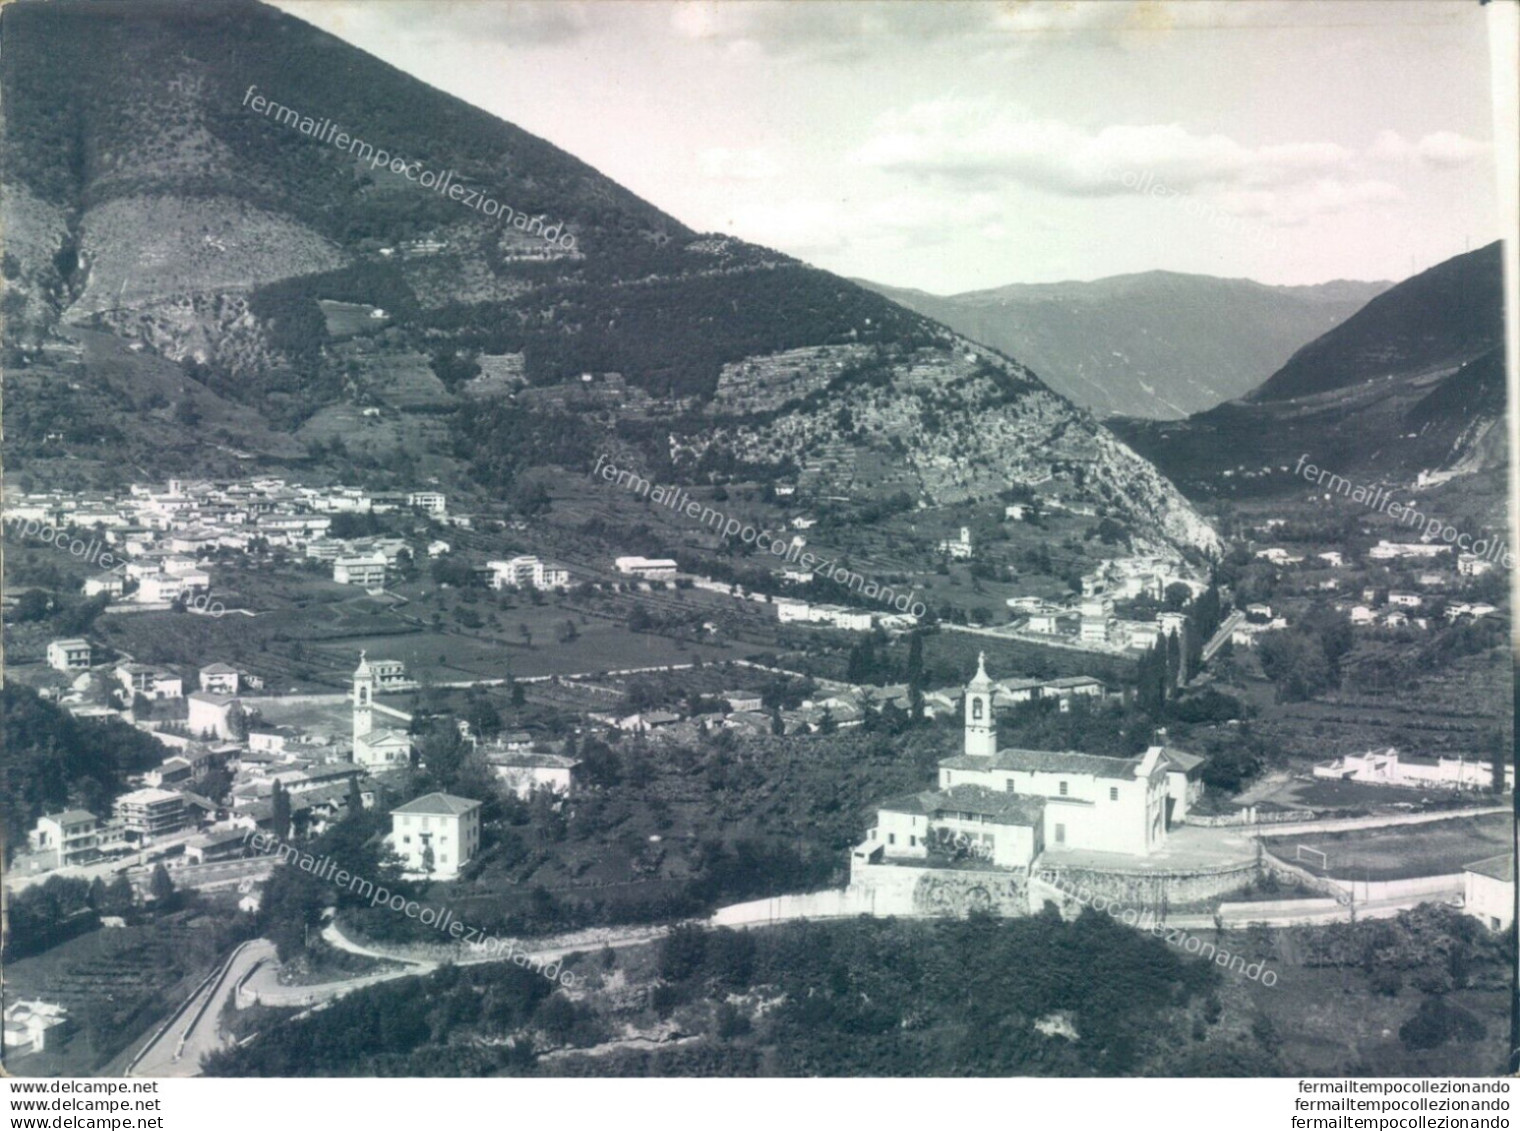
0,0,1219,559
858,270,1391,419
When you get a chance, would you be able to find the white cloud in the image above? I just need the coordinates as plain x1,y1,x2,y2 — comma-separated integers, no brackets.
1370,129,1490,168
851,100,1364,194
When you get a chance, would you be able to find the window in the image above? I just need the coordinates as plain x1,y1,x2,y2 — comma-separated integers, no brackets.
971,696,983,720
1109,787,1119,801
1006,779,1015,793
910,836,917,847
402,835,410,844
1058,781,1068,796
888,833,896,845
945,772,952,785
1055,823,1066,844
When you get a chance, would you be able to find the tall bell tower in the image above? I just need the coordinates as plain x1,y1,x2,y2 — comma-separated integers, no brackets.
352,650,376,750
964,651,997,758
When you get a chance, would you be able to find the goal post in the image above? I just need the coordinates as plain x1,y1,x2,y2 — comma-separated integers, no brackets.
1295,844,1329,871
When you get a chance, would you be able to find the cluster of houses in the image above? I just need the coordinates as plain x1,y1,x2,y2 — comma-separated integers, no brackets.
7,477,458,605
1001,555,1205,654
486,555,570,591
774,597,917,633
1312,746,1513,792
16,653,582,885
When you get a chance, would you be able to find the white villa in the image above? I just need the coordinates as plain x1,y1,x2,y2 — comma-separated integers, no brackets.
389,792,482,879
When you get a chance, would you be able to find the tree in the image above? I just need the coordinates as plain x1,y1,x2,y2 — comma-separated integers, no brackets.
272,781,291,841
1163,582,1192,611
906,631,925,692
103,874,136,916
148,862,176,907
226,702,250,740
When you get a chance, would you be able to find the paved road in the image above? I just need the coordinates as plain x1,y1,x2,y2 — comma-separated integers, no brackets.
1200,610,1246,665
127,939,275,1077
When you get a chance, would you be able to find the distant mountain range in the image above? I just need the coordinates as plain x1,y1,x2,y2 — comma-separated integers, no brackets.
0,0,1218,558
857,272,1391,419
1109,242,1507,501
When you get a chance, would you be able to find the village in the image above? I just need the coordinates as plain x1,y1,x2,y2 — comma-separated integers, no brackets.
4,465,1513,1072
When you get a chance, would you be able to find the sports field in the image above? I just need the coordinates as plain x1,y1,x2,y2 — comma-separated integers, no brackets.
1263,811,1512,881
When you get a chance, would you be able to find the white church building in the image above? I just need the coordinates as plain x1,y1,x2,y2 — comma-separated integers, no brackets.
862,654,1206,869
352,652,413,768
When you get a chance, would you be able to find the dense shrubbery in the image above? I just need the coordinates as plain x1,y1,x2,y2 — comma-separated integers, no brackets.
205,962,555,1076
0,686,169,851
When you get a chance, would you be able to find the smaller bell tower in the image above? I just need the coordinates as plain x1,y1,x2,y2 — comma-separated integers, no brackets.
964,651,997,758
352,650,376,750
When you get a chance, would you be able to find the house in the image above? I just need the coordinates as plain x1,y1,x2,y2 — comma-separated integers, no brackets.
1388,592,1422,608
116,663,183,700
485,750,581,798
185,828,253,865
1005,503,1030,521
146,756,195,789
1078,597,1113,644
1368,540,1449,560
388,792,482,879
188,692,242,740
137,573,187,602
407,491,447,514
866,784,1046,868
83,573,125,598
1458,553,1496,577
937,526,974,559
1025,612,1065,635
114,788,189,840
3,1001,68,1058
1462,855,1514,931
723,690,764,713
29,810,100,868
617,710,682,731
1349,605,1375,626
615,555,678,580
334,554,387,587
1039,675,1106,710
1317,551,1344,568
486,555,570,591
46,638,92,671
427,540,452,557
199,662,240,694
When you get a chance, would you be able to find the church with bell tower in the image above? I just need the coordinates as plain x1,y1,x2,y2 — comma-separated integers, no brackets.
352,651,413,768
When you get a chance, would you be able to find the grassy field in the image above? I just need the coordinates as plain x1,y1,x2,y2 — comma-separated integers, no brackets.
1264,812,1512,881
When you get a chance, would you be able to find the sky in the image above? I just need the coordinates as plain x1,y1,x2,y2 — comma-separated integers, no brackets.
273,0,1504,295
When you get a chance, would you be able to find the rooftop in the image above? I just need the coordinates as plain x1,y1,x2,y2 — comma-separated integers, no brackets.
941,748,1143,781
392,791,482,817
1464,854,1515,883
